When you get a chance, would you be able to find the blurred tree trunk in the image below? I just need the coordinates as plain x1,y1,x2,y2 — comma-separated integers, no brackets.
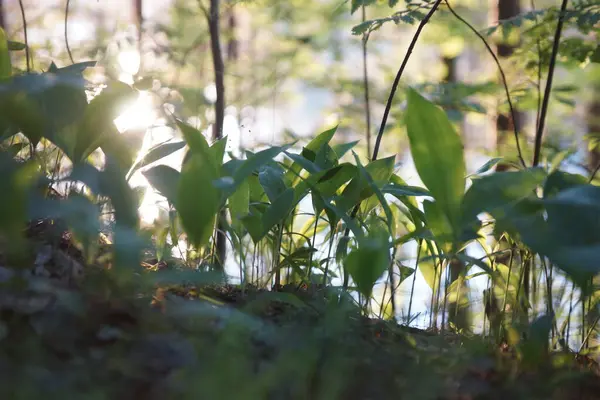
208,0,227,271
442,55,471,332
587,82,600,174
134,0,143,75
0,0,5,29
492,0,524,172
489,0,528,330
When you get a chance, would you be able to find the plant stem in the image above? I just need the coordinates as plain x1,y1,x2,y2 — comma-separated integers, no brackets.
17,0,30,72
407,239,423,326
532,0,569,166
372,0,442,160
361,5,372,157
444,0,525,168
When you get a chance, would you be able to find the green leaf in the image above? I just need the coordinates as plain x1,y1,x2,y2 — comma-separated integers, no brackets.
469,157,503,177
405,88,466,234
127,140,186,180
73,81,136,162
229,178,249,220
353,151,394,233
143,165,181,205
176,119,212,160
461,168,546,225
351,0,377,14
210,136,228,169
7,41,26,51
382,183,431,197
258,165,287,203
397,264,415,285
284,126,336,187
345,231,389,298
0,28,11,79
177,151,220,249
228,145,290,198
339,155,395,211
262,187,295,233
423,200,454,251
332,140,360,158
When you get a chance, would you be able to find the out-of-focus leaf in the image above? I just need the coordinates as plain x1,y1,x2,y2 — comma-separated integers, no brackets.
73,81,136,162
258,165,287,203
0,28,11,79
143,165,181,205
332,140,360,159
345,230,389,299
461,168,546,226
177,150,220,249
405,88,465,235
127,141,186,180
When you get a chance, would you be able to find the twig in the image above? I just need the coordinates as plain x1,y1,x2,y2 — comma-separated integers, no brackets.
343,0,442,291
444,0,526,168
361,5,372,157
65,0,74,64
371,0,442,160
532,0,569,166
588,160,600,183
17,0,30,72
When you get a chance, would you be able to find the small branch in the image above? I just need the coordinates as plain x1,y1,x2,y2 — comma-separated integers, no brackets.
206,0,227,270
361,5,372,158
533,0,569,166
17,0,30,72
444,0,526,168
588,160,600,183
371,0,442,161
343,0,441,291
65,0,74,64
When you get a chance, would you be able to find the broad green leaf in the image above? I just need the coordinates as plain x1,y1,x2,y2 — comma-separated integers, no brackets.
339,155,395,211
210,136,228,169
227,145,290,198
284,151,322,174
405,88,465,232
73,81,136,162
468,157,503,177
353,151,394,234
0,155,37,235
127,140,186,180
262,187,295,233
345,230,389,298
543,184,600,247
332,140,360,159
177,119,213,164
423,200,454,252
284,126,336,186
258,165,287,203
461,167,546,225
0,28,11,79
229,178,249,220
241,206,265,243
143,165,181,205
7,41,26,51
177,151,220,249
101,156,139,230
351,0,377,14
382,183,431,197
396,264,415,285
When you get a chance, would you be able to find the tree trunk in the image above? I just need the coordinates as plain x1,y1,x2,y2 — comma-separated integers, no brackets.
441,55,471,332
208,0,227,271
0,0,5,29
587,82,600,174
134,0,143,76
492,0,524,172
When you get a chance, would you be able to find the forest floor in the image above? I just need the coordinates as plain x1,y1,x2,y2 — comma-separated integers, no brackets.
1,223,600,400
